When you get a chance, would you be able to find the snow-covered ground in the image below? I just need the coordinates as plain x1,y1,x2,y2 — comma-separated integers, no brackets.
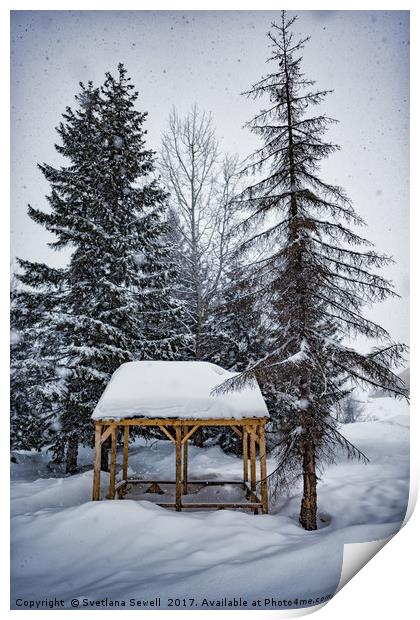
11,395,409,610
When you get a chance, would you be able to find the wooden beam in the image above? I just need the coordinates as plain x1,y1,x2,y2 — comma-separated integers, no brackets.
180,502,261,510
250,425,257,493
181,425,199,443
175,426,182,511
108,425,117,499
243,427,249,482
231,425,242,438
125,479,245,485
183,426,188,494
246,422,260,445
259,423,268,514
122,425,129,480
158,425,177,443
154,502,261,510
100,424,114,445
96,417,268,428
92,422,102,500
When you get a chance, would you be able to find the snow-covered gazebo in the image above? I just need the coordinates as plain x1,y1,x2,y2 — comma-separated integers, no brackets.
92,361,269,513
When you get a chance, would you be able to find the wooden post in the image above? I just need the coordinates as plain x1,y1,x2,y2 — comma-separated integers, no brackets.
243,427,249,482
183,426,188,494
92,422,102,501
250,425,257,493
175,426,182,511
259,422,268,514
108,425,117,499
122,425,129,480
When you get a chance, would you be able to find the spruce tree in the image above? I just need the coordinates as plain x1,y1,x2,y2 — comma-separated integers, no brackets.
10,280,63,452
14,65,185,472
227,13,408,529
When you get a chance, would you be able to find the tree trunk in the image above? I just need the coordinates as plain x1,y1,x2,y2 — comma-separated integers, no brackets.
299,439,317,530
65,435,79,475
101,437,110,472
52,440,65,464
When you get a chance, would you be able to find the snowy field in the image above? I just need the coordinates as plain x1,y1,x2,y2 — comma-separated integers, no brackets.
11,395,409,610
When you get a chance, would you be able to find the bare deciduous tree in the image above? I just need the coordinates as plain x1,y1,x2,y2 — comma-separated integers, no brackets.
160,105,240,359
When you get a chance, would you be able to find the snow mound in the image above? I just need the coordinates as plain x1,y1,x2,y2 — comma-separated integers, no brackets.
11,395,409,609
92,361,269,420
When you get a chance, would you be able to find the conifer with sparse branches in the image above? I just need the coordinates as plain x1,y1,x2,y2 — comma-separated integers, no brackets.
225,12,408,530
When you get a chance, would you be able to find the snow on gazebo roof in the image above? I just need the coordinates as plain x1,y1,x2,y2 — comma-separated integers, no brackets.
92,360,269,421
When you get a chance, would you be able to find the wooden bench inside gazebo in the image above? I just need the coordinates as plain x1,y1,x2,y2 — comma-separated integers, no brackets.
91,361,269,514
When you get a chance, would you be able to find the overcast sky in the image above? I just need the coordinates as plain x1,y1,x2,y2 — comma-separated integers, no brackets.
10,10,409,349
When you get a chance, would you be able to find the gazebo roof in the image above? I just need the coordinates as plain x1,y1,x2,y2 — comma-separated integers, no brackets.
92,360,269,421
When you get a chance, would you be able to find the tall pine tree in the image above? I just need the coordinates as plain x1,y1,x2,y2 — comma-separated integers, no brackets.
226,13,408,529
13,65,185,472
